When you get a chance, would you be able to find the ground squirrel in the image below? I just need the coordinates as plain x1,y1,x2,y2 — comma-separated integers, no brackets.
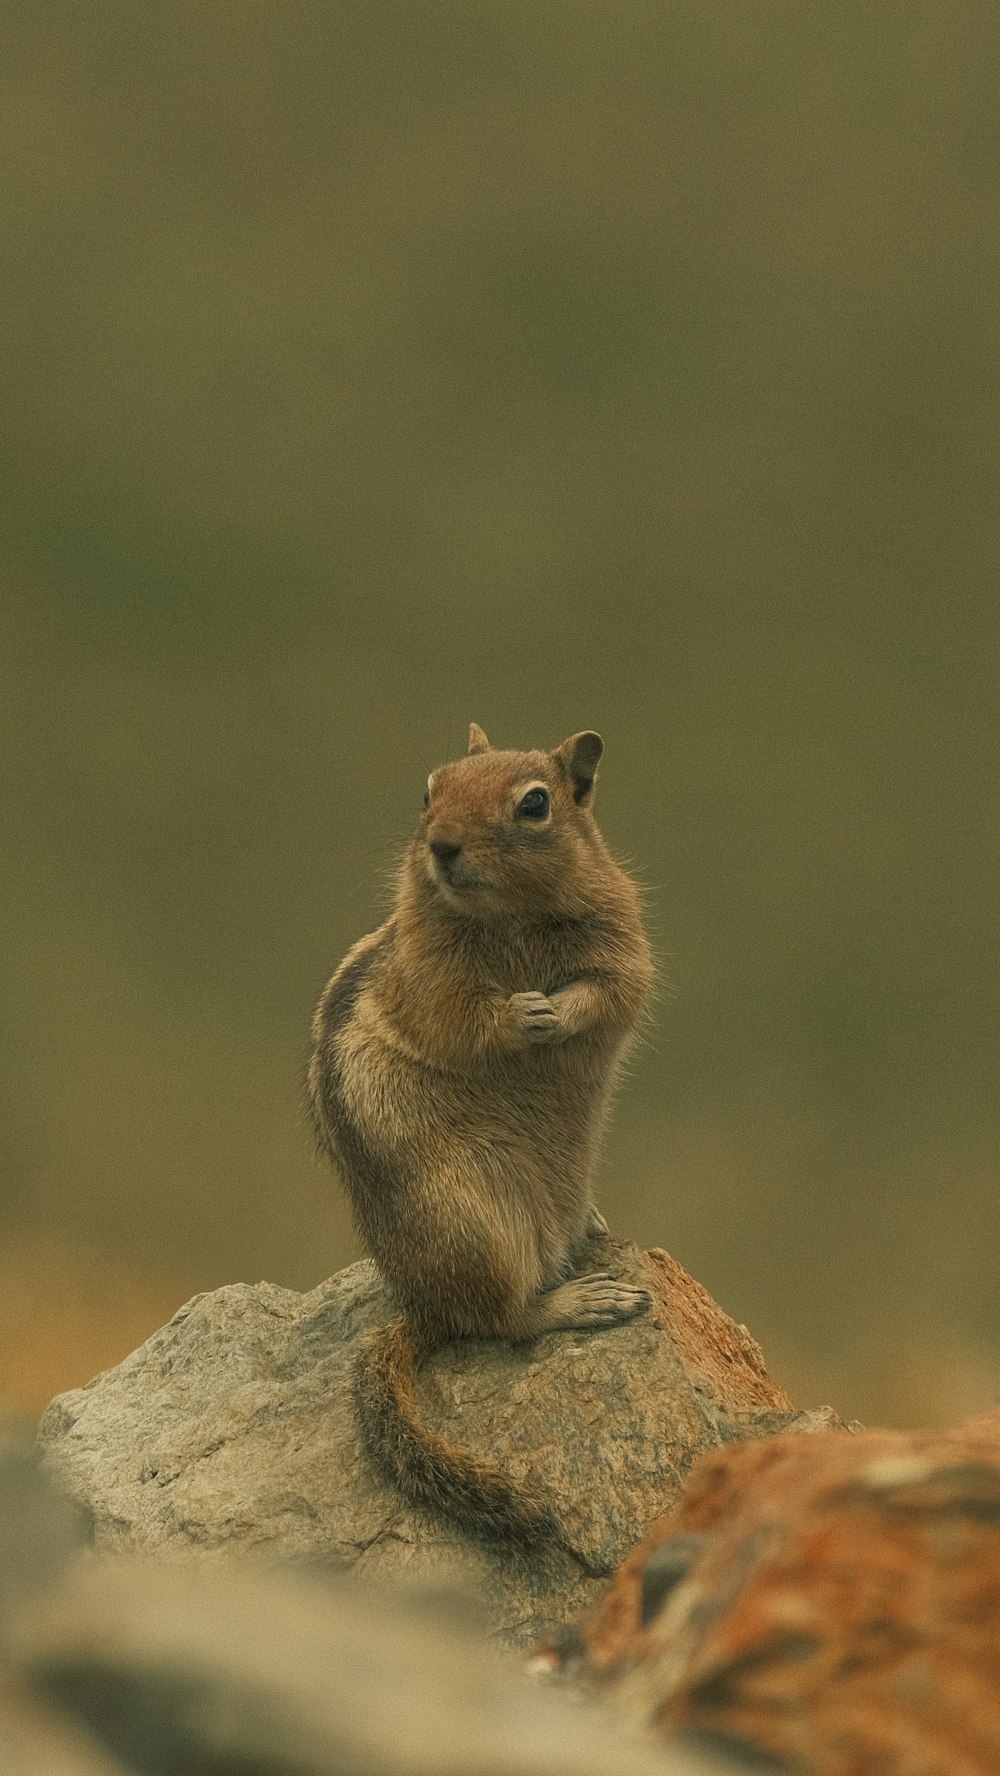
308,723,655,1551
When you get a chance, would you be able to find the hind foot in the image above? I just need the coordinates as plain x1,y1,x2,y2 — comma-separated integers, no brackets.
526,1271,652,1334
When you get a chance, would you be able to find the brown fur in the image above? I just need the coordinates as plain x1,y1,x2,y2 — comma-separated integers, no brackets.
307,725,655,1551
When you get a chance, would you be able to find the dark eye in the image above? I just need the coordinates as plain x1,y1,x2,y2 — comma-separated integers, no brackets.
422,790,430,809
517,787,549,820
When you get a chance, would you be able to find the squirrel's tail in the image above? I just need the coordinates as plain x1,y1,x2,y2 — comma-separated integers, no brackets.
354,1315,564,1552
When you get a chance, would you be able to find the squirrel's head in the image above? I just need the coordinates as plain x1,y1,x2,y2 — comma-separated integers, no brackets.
412,723,606,918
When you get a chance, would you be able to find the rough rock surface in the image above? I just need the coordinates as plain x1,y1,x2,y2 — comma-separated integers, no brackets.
581,1411,1000,1775
37,1239,807,1642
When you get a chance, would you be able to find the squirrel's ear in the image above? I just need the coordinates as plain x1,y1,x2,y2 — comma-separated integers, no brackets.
553,731,604,805
467,722,491,755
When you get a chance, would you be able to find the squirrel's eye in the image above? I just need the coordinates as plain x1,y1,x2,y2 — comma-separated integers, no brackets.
517,787,549,820
422,790,430,810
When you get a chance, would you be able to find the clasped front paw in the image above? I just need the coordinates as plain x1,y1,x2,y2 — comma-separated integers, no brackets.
508,990,560,1045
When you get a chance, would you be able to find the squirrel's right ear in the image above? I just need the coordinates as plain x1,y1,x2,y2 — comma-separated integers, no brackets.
467,722,491,755
553,731,604,806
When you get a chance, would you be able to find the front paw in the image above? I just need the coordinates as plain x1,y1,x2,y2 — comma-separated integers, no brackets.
507,990,560,1045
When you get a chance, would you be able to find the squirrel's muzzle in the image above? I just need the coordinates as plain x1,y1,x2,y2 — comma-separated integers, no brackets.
430,838,462,864
427,833,483,895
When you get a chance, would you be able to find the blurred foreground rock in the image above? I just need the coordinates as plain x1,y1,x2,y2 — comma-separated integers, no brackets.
36,1240,819,1643
10,1559,757,1776
0,1429,85,1630
0,1434,756,1776
572,1410,1000,1776
0,1433,119,1774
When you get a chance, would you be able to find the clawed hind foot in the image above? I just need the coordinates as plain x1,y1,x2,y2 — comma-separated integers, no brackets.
528,1270,652,1334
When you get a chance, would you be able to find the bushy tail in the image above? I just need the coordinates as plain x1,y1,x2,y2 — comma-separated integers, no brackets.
353,1315,565,1551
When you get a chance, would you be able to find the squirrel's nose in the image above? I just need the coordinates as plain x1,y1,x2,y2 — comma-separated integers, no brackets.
430,837,462,862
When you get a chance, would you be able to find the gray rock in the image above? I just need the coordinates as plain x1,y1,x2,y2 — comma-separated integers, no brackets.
37,1240,803,1643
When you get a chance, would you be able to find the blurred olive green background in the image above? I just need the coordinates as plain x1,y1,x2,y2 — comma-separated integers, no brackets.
3,2,998,1425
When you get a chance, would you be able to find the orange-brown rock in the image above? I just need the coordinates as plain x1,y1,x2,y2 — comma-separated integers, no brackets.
591,1410,1000,1776
574,1403,851,1679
